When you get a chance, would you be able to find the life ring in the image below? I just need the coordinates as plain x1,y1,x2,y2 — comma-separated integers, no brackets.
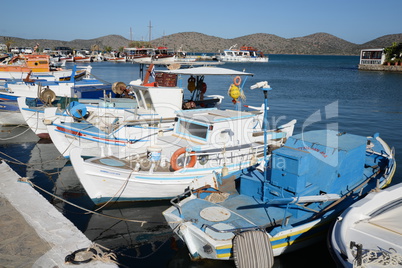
170,147,196,171
233,76,241,86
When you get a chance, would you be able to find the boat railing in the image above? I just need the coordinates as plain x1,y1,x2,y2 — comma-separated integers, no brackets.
169,187,194,215
188,143,265,158
201,223,260,234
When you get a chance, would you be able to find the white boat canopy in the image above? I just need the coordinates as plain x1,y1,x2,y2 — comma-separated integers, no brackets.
158,66,254,76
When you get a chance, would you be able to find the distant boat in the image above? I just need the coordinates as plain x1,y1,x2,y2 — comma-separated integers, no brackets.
0,54,84,81
153,46,176,62
124,47,154,62
105,57,126,62
163,129,395,267
330,181,402,268
216,44,269,63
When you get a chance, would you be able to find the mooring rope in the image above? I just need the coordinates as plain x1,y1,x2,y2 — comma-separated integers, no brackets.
20,177,161,226
0,125,32,141
0,151,65,176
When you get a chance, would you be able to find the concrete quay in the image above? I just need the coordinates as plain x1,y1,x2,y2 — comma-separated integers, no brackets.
358,64,402,72
0,160,118,268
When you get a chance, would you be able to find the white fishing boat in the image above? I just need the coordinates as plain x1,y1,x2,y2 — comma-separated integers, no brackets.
216,44,269,63
18,95,138,139
0,66,108,126
1,65,99,101
330,181,402,268
44,65,257,158
69,82,296,205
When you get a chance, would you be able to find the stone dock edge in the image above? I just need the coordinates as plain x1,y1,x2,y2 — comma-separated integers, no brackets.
0,160,118,267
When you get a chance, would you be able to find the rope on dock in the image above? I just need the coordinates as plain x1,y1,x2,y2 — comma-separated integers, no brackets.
0,151,65,177
0,155,183,225
65,243,120,265
0,124,32,141
20,176,157,226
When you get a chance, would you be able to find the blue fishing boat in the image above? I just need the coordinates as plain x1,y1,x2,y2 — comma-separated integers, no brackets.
163,95,396,267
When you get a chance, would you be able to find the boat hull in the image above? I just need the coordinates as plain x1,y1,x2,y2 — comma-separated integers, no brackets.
330,181,401,267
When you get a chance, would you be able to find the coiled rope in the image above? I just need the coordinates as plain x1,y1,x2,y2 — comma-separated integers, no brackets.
353,247,402,267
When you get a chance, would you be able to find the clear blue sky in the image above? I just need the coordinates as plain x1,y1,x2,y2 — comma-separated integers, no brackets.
1,0,401,44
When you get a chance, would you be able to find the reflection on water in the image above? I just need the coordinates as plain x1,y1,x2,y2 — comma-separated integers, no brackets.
0,56,401,267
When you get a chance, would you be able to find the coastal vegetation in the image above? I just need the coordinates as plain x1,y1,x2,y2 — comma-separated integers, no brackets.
384,42,402,64
2,32,402,56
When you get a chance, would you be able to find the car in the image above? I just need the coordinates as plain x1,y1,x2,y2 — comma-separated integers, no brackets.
10,47,20,53
43,48,52,54
24,47,33,54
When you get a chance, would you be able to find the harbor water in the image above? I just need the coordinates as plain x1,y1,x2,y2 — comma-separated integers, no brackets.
0,55,401,267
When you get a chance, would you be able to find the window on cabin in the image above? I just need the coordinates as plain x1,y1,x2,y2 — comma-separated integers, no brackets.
178,120,208,140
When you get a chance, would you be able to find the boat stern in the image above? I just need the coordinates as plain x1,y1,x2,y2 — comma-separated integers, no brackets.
162,194,235,260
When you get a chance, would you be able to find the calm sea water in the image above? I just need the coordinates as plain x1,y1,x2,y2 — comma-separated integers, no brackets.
1,55,401,267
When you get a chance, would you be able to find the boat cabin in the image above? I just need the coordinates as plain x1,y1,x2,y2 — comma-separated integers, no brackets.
0,54,52,73
359,48,385,65
129,84,183,118
173,108,262,146
239,130,367,217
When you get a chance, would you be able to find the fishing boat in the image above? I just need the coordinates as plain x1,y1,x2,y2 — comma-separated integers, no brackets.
44,65,253,158
216,44,269,63
0,54,86,81
69,81,296,205
18,95,137,139
329,181,401,268
0,66,110,126
162,126,396,267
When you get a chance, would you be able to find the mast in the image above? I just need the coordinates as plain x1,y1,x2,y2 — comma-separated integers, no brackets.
148,21,153,43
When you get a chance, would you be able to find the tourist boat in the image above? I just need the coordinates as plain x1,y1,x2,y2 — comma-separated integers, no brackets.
329,181,401,268
216,44,269,63
124,47,154,62
162,127,396,267
44,65,252,158
153,47,176,62
0,54,86,81
69,82,296,205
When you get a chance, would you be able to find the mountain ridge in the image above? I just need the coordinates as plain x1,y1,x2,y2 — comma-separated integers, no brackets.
2,32,402,55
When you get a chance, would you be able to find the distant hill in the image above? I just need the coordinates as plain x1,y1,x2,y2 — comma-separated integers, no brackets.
2,32,402,55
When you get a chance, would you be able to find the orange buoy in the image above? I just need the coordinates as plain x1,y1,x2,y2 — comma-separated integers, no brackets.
170,147,196,171
233,76,241,86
